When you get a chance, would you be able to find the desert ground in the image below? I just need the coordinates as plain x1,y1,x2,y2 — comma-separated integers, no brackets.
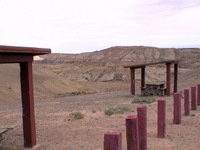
1,89,200,150
1,46,200,149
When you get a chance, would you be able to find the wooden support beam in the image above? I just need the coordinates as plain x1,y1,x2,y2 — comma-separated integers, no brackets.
20,62,36,147
141,67,145,90
174,63,178,93
0,55,33,63
130,68,135,95
166,63,171,96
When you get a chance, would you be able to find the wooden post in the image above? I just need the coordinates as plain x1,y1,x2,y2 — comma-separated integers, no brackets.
20,62,36,147
137,106,147,150
184,89,190,116
173,93,181,124
166,63,171,96
126,115,139,150
130,68,135,95
191,86,197,110
197,84,200,105
174,64,178,93
104,132,122,150
141,67,145,90
157,99,166,138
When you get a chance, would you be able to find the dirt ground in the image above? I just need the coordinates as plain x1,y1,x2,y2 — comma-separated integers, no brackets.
1,89,200,150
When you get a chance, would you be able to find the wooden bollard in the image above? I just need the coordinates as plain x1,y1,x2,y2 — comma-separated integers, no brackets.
126,115,139,150
157,99,166,138
137,106,147,150
173,93,181,124
197,84,200,105
104,132,122,150
184,89,190,116
191,86,197,110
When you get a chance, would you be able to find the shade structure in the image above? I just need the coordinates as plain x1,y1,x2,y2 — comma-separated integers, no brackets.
124,60,179,96
0,45,51,147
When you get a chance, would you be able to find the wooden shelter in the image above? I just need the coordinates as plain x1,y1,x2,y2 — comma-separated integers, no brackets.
124,60,178,96
0,45,51,147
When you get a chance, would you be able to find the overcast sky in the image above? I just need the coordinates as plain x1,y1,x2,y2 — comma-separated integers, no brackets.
0,0,200,53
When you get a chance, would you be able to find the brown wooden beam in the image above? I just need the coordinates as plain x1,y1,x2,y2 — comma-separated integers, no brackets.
166,63,171,96
130,68,135,95
141,67,145,90
0,45,51,55
174,63,178,93
0,55,33,63
20,62,36,147
124,60,178,69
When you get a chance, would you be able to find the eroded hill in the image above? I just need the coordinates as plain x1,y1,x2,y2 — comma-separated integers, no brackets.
0,46,200,104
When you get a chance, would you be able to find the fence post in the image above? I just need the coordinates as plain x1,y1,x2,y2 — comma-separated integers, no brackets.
126,115,139,150
173,93,181,124
184,89,190,116
157,99,166,138
137,106,147,150
197,84,200,105
191,86,197,110
104,132,122,150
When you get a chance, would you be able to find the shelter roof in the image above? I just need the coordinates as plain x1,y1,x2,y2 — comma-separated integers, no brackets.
124,60,178,69
0,45,51,56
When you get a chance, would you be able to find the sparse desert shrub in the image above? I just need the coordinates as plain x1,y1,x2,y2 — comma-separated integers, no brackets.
91,110,96,113
132,96,155,104
69,112,84,120
104,105,132,116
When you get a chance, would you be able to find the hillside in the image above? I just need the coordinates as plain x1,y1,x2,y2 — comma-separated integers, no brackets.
1,46,200,104
42,46,200,67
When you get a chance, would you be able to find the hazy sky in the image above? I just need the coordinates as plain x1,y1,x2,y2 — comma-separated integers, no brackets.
0,0,200,53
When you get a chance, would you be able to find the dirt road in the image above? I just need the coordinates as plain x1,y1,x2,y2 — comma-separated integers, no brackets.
1,90,200,150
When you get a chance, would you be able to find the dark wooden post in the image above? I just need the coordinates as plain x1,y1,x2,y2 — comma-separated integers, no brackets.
173,93,181,124
191,86,197,110
197,84,200,105
104,132,122,150
126,115,139,150
184,89,190,116
137,106,147,150
166,63,171,96
157,99,166,138
141,67,145,90
130,68,135,95
20,62,36,147
174,63,178,93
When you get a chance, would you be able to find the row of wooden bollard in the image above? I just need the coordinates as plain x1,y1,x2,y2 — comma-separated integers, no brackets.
173,85,200,121
104,84,200,150
104,106,147,150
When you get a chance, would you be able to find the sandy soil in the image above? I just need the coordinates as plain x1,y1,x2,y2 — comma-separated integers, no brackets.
0,89,200,150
